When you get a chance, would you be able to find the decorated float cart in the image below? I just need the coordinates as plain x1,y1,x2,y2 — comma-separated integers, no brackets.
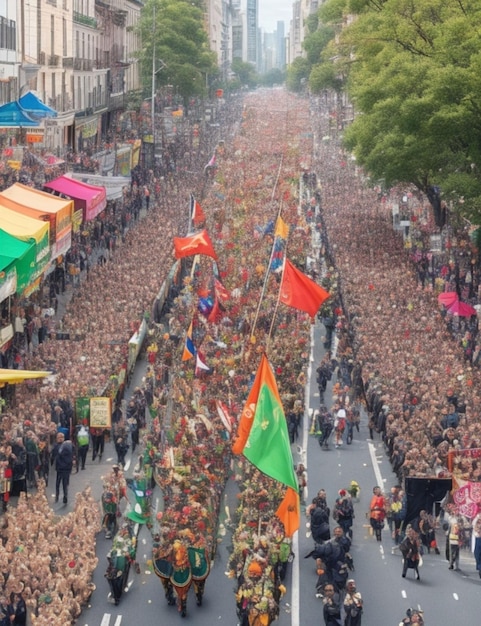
151,411,228,617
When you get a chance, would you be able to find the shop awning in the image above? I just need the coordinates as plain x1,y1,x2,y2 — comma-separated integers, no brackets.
0,100,39,128
0,368,52,388
44,175,106,222
0,228,36,296
0,203,50,276
0,183,73,258
69,172,130,201
18,91,57,118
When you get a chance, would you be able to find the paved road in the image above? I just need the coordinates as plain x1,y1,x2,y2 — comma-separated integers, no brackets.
78,320,481,626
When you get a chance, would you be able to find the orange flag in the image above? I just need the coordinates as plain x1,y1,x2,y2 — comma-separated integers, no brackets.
276,487,300,537
173,229,217,260
232,354,300,537
232,354,275,454
280,259,330,317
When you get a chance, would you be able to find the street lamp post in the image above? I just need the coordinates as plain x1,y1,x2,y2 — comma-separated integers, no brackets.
151,4,156,143
150,3,167,168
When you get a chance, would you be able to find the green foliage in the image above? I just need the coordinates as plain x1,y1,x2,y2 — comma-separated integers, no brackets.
231,59,259,88
303,25,336,65
316,0,481,225
137,0,217,105
286,57,310,93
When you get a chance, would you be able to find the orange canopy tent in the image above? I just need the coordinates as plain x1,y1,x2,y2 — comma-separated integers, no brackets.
0,369,51,388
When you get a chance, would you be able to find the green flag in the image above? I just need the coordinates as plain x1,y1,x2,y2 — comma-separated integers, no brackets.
244,380,298,492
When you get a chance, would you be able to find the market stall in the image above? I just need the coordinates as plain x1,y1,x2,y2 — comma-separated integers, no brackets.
0,183,73,260
44,175,106,223
0,228,36,300
0,204,50,281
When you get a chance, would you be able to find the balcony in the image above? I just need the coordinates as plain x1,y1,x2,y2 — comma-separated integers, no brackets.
63,57,73,69
73,11,98,29
48,94,73,114
73,58,94,71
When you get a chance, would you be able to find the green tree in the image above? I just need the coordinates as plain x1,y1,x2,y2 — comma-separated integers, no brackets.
231,58,259,88
318,0,481,226
137,0,217,106
286,57,311,93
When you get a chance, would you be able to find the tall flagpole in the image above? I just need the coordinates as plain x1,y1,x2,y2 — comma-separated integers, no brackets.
250,204,286,342
151,3,156,160
266,241,289,351
250,155,285,341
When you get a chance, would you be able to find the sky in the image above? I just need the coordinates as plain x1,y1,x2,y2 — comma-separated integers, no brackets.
258,0,293,33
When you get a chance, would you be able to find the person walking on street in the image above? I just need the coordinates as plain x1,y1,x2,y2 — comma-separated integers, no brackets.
50,432,73,503
369,486,386,542
322,583,342,626
76,421,90,470
343,579,363,626
90,427,104,462
445,508,461,570
333,490,355,539
399,526,422,580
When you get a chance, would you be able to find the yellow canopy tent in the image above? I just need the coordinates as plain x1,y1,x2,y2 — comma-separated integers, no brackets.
0,203,50,277
0,369,51,388
0,183,73,259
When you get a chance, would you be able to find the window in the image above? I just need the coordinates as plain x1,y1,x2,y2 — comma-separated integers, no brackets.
63,18,67,57
0,17,16,51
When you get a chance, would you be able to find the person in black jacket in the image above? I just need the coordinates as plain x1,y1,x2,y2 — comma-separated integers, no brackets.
6,591,26,626
50,431,73,504
310,501,331,543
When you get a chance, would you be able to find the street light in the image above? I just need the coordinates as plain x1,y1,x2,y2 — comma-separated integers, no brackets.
151,3,167,166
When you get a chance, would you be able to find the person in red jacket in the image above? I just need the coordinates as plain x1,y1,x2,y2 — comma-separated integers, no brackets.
369,486,386,541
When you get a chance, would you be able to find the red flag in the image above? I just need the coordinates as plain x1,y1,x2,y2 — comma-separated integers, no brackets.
173,229,217,260
190,194,206,226
207,295,223,323
280,259,330,317
214,278,229,302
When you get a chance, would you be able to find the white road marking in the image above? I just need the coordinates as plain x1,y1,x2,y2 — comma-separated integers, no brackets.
114,617,122,626
453,593,459,601
401,590,407,598
368,442,384,489
100,614,111,626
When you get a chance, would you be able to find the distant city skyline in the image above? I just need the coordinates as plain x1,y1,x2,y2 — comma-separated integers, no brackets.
258,0,292,32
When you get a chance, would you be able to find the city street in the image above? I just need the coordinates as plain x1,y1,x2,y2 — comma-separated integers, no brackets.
74,320,481,626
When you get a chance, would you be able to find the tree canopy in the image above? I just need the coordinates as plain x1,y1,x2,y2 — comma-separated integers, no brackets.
300,0,481,226
137,0,217,105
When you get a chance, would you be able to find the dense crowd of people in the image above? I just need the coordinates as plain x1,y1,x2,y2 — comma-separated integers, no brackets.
0,84,480,625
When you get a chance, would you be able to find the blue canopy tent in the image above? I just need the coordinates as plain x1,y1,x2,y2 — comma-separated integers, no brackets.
19,91,57,119
0,101,39,127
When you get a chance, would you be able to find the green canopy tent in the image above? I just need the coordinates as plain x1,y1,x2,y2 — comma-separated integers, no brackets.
0,228,36,300
0,204,50,280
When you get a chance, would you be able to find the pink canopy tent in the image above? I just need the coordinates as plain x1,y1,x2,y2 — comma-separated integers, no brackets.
447,300,477,317
44,175,106,222
438,291,459,307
